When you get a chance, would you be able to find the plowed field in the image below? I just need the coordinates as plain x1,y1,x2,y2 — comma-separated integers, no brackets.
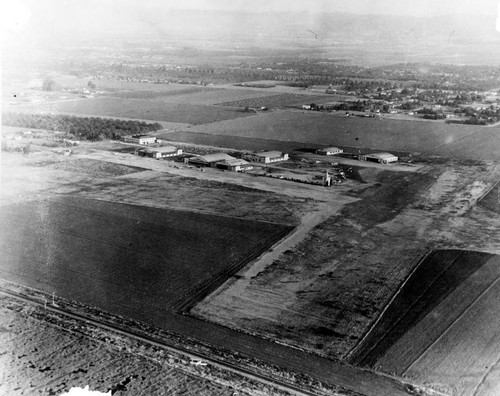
0,196,292,315
351,250,500,396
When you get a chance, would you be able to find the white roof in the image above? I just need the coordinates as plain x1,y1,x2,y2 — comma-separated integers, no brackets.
252,151,284,158
154,146,178,153
366,152,398,159
220,158,251,166
320,147,342,151
195,153,235,163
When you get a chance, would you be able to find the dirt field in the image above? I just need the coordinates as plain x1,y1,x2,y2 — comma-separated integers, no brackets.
187,111,500,160
193,157,500,393
110,87,280,105
0,295,286,396
0,195,292,315
479,181,500,214
349,250,496,368
215,93,332,108
372,254,500,396
11,98,256,125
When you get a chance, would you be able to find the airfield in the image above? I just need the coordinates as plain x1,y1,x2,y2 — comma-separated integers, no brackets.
2,77,500,396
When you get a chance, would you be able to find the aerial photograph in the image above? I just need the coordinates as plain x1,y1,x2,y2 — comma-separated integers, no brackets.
1,0,500,395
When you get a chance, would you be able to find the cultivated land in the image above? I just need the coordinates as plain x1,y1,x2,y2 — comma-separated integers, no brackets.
0,148,412,396
186,111,500,161
10,98,256,125
0,297,249,396
3,77,500,396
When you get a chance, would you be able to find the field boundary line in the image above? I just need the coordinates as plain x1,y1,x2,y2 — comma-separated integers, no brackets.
403,277,500,377
345,249,432,362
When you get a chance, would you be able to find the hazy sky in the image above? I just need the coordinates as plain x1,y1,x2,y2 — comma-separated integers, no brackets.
2,0,500,43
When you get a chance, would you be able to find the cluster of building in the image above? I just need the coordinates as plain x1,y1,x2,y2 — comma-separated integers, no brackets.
186,151,290,171
315,146,397,164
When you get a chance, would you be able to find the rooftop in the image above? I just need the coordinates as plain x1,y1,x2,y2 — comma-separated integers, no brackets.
194,153,235,163
153,146,178,153
252,151,284,158
366,152,398,159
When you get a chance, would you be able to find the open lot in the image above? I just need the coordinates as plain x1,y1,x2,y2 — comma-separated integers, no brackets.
10,98,256,125
187,110,500,160
0,196,292,314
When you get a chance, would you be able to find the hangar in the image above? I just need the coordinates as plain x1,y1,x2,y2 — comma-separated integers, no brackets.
316,147,343,156
188,153,236,167
135,146,182,159
243,151,289,164
216,158,254,172
359,152,398,164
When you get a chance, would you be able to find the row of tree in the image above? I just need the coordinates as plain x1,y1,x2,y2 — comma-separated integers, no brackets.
2,113,163,141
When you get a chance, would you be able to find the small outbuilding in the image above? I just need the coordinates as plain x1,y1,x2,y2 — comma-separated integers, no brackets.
359,152,398,164
316,147,343,156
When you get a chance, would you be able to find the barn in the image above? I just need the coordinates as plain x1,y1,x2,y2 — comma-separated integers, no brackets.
359,152,398,164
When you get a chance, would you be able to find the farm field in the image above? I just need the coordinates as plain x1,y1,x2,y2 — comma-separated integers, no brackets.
156,130,331,153
215,92,333,108
188,110,500,160
11,98,255,125
0,196,293,315
349,250,495,367
369,253,500,396
0,297,246,396
193,159,500,372
479,181,500,214
109,87,281,105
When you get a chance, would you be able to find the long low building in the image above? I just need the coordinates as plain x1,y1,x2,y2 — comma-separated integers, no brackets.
188,153,236,167
123,134,157,145
243,151,289,164
135,146,182,159
359,152,398,164
216,158,254,172
316,147,343,155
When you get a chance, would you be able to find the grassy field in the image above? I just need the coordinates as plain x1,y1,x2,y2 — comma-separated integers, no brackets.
188,111,500,160
12,98,255,125
0,196,292,315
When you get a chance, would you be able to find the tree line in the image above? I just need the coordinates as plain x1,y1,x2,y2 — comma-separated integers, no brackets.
2,113,163,141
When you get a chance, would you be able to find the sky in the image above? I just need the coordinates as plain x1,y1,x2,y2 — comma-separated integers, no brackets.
1,0,500,43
